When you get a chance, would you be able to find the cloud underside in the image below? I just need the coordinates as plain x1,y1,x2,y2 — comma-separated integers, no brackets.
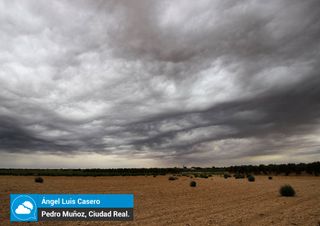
0,0,320,166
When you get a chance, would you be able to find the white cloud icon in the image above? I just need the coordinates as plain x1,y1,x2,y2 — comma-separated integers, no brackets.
22,201,33,210
15,205,31,214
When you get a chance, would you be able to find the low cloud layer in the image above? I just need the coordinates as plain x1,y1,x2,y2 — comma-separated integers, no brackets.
1,0,320,167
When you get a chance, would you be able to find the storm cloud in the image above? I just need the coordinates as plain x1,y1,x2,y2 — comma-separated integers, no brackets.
0,0,320,167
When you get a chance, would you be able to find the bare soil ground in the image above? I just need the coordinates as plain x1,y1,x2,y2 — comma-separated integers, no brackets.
0,175,319,226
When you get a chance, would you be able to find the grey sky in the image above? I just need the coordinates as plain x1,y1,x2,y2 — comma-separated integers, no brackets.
0,0,320,168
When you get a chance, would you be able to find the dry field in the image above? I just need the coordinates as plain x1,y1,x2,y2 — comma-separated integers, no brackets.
0,175,319,226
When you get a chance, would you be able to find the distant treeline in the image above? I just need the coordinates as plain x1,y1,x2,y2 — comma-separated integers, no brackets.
0,168,183,176
0,162,319,176
227,162,320,176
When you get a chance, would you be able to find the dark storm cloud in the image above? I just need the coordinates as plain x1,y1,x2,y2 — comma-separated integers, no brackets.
126,71,320,153
0,0,320,166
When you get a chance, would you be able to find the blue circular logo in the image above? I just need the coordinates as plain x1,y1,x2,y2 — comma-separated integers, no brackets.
11,195,37,221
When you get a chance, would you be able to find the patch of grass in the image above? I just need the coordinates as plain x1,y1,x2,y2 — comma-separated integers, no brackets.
35,177,44,183
279,185,295,197
190,181,197,187
247,175,255,182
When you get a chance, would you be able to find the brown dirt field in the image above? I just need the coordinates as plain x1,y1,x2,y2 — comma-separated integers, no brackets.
0,175,319,226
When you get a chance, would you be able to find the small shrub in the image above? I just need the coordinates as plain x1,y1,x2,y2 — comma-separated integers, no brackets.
224,173,231,179
199,174,208,179
279,185,295,197
268,176,273,180
190,181,197,187
247,175,255,182
234,174,245,179
35,177,44,183
168,176,177,181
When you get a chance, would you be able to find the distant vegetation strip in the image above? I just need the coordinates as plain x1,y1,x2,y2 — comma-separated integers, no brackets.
0,162,319,176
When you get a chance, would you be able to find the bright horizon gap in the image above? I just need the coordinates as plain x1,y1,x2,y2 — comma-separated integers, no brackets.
1,152,318,169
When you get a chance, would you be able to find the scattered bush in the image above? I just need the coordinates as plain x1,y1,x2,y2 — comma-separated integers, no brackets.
234,174,245,179
247,175,255,182
35,177,44,183
190,181,197,187
168,176,178,181
268,176,273,180
199,174,208,179
224,173,231,179
279,185,295,197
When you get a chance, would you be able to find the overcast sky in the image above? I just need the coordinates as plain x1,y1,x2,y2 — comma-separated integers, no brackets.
0,0,320,168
